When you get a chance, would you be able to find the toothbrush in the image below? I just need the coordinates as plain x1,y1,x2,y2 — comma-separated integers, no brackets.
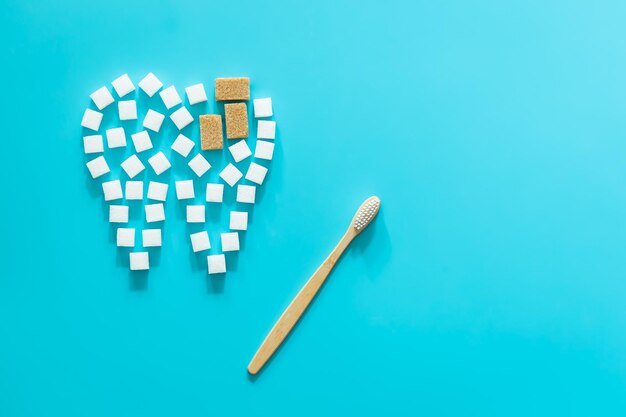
248,196,381,375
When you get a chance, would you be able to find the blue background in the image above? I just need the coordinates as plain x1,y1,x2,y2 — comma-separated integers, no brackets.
2,0,626,415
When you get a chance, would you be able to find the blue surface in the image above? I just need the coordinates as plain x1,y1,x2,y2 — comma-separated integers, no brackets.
2,0,626,415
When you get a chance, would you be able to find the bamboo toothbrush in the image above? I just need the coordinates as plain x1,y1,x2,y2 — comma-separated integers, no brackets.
248,196,381,375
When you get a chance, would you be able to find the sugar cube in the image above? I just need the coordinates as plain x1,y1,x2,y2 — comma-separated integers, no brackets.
86,155,110,178
160,85,182,109
230,211,248,231
171,134,195,157
200,115,223,150
145,203,165,222
81,108,103,131
138,72,163,97
109,205,129,223
207,254,226,274
143,109,165,132
185,83,207,105
175,180,195,200
257,120,276,139
215,77,250,101
228,140,252,163
125,181,143,200
170,106,193,130
254,140,274,160
190,231,211,252
130,130,153,153
147,181,168,201
188,154,211,177
148,151,171,175
225,103,248,139
130,252,149,271
236,185,256,204
221,232,240,251
142,229,162,247
219,163,243,187
90,86,115,110
83,135,103,154
186,205,205,223
206,183,224,203
253,97,273,118
118,100,137,121
106,127,126,148
102,179,123,201
112,73,135,98
120,154,145,179
117,228,135,247
245,162,268,185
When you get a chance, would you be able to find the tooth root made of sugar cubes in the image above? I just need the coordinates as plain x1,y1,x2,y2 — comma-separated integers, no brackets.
170,106,194,130
224,103,248,139
230,211,248,231
175,180,195,200
109,205,129,223
125,181,144,200
186,205,205,223
253,97,273,118
83,135,104,154
120,154,145,179
200,115,223,150
215,77,250,101
257,120,276,139
221,232,240,252
159,85,182,110
185,83,207,105
254,140,274,160
106,127,127,149
145,203,165,223
90,86,115,110
118,100,137,121
188,154,211,177
219,163,243,187
190,231,211,252
147,181,168,202
142,229,162,247
130,130,153,153
171,133,195,157
147,151,171,175
143,109,165,132
86,155,110,178
112,74,135,98
236,185,256,204
117,228,135,247
138,72,163,97
206,183,224,203
228,140,252,163
102,180,123,201
130,252,149,271
207,254,226,274
81,108,103,131
245,162,268,185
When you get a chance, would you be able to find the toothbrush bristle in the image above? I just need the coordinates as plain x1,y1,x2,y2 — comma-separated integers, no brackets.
353,197,381,231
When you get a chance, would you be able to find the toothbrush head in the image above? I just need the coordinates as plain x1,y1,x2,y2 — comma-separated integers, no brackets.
352,196,381,233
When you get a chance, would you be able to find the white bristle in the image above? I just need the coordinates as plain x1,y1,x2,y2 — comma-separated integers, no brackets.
353,197,380,230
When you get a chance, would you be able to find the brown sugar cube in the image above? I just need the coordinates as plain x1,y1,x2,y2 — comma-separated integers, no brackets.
215,77,250,101
224,103,249,139
200,115,223,150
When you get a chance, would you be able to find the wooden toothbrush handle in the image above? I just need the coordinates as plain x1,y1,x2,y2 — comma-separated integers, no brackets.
247,230,355,375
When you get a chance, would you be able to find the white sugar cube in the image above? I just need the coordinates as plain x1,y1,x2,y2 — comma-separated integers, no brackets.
120,154,145,179
86,155,110,178
188,154,211,177
81,108,103,131
171,134,195,157
228,140,252,163
230,211,248,231
206,183,224,203
219,163,243,187
145,203,165,222
160,85,182,109
185,83,207,105
125,181,143,200
83,135,103,154
90,86,115,110
245,162,268,185
175,180,195,200
117,228,135,247
138,72,163,97
147,181,168,201
142,229,162,247
257,120,276,139
148,151,171,175
186,205,205,223
118,100,137,120
106,127,126,149
254,140,274,160
170,106,193,130
112,73,135,98
130,130,153,153
109,205,129,223
207,254,226,274
130,252,149,271
221,232,240,252
190,231,211,252
236,185,256,204
143,109,165,132
102,179,123,201
253,97,273,118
